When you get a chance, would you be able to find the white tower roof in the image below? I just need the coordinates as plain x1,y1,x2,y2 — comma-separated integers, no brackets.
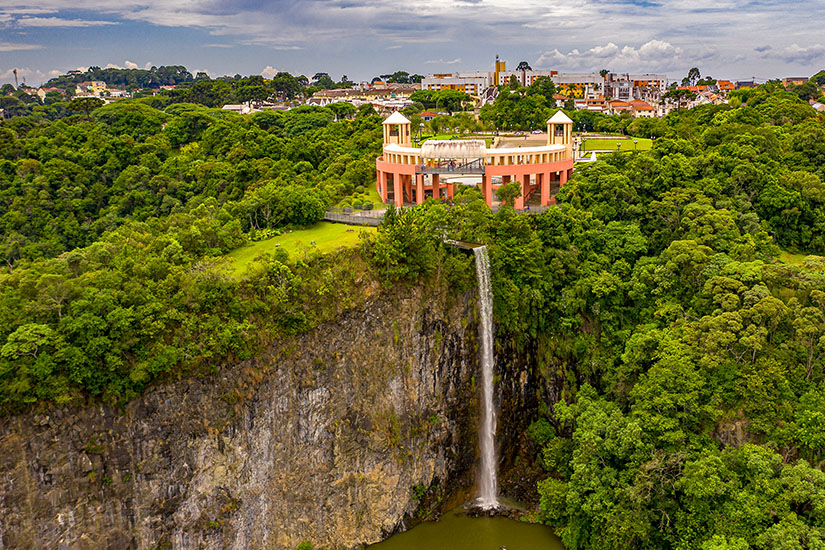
383,112,411,125
548,110,573,124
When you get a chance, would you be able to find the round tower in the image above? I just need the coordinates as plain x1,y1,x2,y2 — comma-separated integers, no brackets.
547,110,574,160
382,112,412,147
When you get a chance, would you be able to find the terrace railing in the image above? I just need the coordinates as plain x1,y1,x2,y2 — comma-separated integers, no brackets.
416,158,486,175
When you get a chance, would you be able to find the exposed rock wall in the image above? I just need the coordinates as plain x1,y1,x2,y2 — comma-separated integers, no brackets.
0,286,479,550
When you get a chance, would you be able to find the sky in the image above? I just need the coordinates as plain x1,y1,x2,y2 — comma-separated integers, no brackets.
1,0,824,87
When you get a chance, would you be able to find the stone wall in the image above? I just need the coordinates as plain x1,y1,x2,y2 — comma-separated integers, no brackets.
0,285,479,550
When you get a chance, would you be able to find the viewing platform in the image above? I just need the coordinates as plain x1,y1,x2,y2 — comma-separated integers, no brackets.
376,111,575,210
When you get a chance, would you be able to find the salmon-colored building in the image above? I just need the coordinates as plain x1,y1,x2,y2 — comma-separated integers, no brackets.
375,112,575,210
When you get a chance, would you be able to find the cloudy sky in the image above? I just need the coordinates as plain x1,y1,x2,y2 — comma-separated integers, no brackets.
1,0,824,86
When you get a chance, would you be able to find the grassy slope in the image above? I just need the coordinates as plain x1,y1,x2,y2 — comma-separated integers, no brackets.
780,250,810,264
226,222,377,277
582,138,653,152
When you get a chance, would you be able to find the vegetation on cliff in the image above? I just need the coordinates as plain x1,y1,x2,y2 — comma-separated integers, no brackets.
0,101,382,409
363,81,825,548
3,74,825,548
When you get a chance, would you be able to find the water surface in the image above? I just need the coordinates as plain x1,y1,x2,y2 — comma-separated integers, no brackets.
368,507,564,550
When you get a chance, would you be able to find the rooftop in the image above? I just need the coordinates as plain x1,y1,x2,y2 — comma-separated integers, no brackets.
383,112,411,125
547,110,573,124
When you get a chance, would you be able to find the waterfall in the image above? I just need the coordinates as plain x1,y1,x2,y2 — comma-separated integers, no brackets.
473,245,499,510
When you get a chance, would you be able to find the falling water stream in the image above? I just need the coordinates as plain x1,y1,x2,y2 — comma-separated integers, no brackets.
368,245,564,549
473,245,498,510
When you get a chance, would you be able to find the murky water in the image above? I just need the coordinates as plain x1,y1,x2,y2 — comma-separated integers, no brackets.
368,507,564,550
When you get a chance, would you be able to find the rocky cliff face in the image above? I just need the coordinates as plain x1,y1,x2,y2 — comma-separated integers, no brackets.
0,285,479,550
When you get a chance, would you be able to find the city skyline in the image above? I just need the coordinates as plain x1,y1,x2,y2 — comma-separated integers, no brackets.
1,0,824,87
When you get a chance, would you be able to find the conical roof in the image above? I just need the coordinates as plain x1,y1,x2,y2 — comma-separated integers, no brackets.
383,112,411,125
547,110,573,124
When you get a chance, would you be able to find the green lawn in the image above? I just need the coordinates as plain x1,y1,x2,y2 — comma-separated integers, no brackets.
779,250,810,264
582,138,653,152
225,222,377,277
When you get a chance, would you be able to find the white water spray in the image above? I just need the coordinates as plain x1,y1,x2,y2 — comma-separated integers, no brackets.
473,245,499,509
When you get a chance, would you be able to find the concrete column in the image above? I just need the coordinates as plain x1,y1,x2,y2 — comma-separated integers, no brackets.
482,175,492,207
404,174,412,203
561,169,569,186
433,174,444,200
540,173,550,206
393,173,403,207
416,174,425,205
376,169,383,200
514,174,528,210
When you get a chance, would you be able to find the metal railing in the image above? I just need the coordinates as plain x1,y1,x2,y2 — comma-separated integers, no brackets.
416,158,486,175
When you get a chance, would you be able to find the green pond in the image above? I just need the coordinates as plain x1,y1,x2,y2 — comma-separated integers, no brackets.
368,507,564,550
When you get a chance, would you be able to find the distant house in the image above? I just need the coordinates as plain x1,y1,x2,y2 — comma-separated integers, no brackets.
36,87,64,101
419,111,439,121
75,81,107,97
629,99,655,117
552,93,568,108
782,77,809,88
736,80,757,89
607,100,633,114
222,104,253,114
717,80,735,93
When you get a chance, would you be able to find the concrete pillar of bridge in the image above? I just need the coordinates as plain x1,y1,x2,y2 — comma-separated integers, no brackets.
416,174,425,205
482,174,492,208
393,173,403,207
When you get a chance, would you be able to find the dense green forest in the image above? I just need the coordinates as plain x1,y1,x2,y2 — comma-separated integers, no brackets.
0,100,380,406
368,82,825,548
2,77,825,548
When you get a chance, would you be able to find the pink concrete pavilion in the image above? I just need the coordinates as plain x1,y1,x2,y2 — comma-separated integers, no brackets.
375,111,575,209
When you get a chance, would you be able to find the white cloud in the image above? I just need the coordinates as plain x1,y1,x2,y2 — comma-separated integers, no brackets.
536,40,709,74
104,63,123,69
16,16,118,27
0,66,51,85
260,65,279,78
124,60,138,69
775,43,825,64
425,58,461,65
0,40,44,51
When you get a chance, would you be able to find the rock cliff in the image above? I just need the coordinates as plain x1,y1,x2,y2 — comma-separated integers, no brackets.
0,285,479,549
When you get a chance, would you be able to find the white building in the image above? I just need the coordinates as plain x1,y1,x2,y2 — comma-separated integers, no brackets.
551,74,604,100
604,73,667,102
421,72,492,96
